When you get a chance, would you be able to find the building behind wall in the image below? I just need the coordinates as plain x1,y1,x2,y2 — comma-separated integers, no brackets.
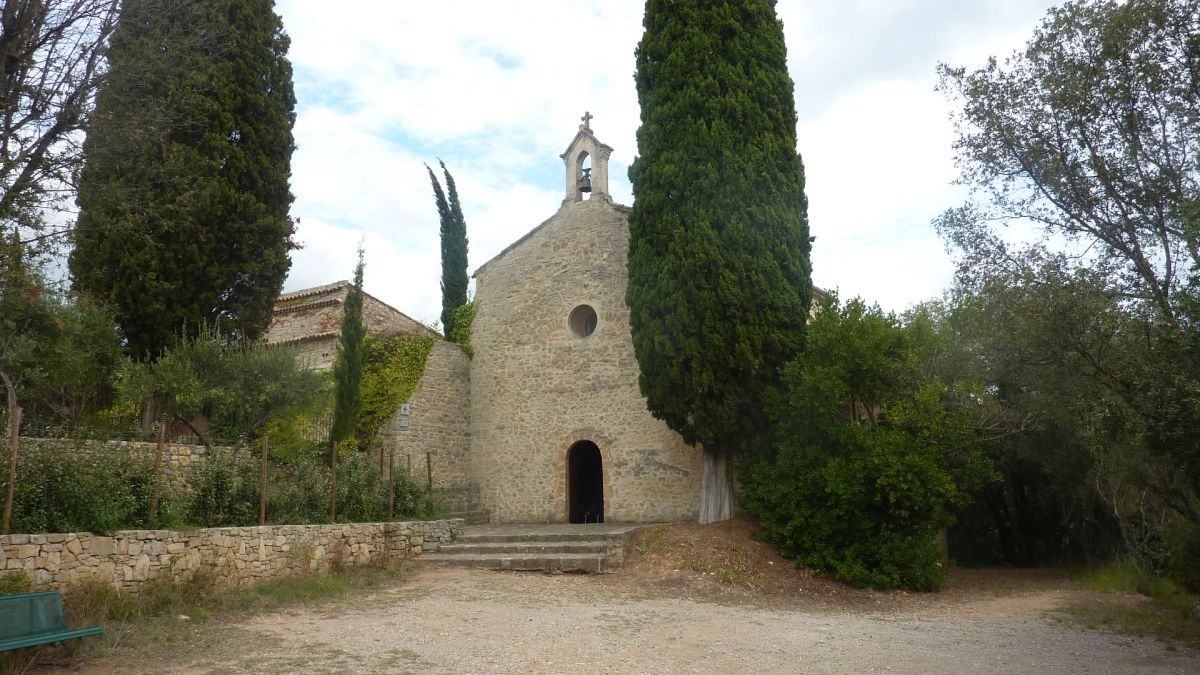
266,280,437,370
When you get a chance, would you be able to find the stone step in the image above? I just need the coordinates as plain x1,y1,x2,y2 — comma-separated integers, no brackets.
421,552,607,573
438,541,609,556
454,531,620,545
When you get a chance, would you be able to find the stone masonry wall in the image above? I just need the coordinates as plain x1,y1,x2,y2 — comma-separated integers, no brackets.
470,198,702,523
379,341,478,515
0,519,462,593
6,437,210,477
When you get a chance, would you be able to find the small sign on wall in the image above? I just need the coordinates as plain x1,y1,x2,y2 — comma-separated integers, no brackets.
399,403,413,416
398,418,411,429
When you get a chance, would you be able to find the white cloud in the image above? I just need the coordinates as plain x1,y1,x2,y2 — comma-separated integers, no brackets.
276,0,1060,318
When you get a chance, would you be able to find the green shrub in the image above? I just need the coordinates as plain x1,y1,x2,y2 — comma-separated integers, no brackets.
1,439,442,534
743,298,986,591
1,441,180,534
185,447,443,527
745,426,953,591
182,450,260,527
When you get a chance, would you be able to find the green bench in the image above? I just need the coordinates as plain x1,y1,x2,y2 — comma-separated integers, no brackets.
0,591,104,653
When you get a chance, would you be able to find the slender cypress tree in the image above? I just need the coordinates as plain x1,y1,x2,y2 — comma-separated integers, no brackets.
427,161,469,339
330,248,366,445
70,0,296,359
627,0,812,523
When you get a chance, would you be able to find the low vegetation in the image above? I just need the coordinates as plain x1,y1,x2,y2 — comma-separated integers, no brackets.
744,297,988,591
1061,563,1200,650
0,440,440,534
0,560,411,673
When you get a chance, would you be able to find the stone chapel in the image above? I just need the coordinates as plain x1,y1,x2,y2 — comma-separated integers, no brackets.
380,116,702,524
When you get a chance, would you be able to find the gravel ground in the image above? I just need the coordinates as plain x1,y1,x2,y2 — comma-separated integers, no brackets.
82,564,1200,674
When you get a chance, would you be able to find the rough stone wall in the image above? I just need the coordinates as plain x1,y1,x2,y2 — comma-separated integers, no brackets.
379,341,479,516
0,519,462,593
470,198,701,523
287,336,339,371
266,284,435,371
6,437,210,477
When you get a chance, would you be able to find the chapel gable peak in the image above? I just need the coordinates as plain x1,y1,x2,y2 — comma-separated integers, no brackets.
560,111,613,204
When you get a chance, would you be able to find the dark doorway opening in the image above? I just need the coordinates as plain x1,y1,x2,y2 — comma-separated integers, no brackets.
568,441,604,524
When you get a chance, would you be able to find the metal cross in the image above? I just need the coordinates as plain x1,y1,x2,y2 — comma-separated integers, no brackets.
581,111,593,130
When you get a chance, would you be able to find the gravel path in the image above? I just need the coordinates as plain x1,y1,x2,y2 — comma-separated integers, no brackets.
86,564,1200,674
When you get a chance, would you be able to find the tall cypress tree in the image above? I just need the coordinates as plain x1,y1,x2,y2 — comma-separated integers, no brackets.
427,160,469,339
627,0,812,523
330,248,366,445
70,0,296,359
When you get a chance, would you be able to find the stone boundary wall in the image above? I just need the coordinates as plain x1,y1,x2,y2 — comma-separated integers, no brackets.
6,437,211,477
0,519,463,594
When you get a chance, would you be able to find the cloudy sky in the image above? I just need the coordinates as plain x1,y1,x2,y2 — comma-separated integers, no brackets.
274,0,1060,327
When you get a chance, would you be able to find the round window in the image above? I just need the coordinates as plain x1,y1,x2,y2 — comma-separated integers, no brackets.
568,305,598,338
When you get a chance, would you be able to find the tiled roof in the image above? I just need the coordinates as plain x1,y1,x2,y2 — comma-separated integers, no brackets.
276,280,350,302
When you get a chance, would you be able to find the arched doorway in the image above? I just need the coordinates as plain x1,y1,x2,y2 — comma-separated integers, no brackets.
567,441,604,523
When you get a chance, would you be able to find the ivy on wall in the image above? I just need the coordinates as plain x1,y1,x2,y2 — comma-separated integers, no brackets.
357,334,437,444
448,301,475,357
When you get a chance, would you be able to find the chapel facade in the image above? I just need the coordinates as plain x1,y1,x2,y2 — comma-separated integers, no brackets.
381,117,702,524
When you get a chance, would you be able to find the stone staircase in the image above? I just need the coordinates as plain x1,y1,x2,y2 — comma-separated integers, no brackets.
421,524,640,573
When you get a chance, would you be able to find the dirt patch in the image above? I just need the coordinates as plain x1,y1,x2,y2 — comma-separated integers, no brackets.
74,565,1200,674
59,522,1200,673
601,519,1074,616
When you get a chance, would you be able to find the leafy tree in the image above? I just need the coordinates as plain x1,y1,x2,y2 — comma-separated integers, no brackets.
426,160,469,339
2,234,124,428
937,0,1200,582
26,297,124,425
117,325,321,451
627,0,812,522
70,0,297,359
937,0,1198,323
0,0,118,253
330,249,366,445
743,297,990,590
0,233,50,418
933,278,1120,567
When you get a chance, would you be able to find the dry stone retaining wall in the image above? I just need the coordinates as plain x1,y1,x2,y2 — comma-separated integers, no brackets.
7,437,210,477
0,519,462,594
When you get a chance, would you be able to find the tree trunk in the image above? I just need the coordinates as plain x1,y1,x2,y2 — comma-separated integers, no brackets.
147,420,165,527
698,447,734,525
259,433,269,526
329,441,338,522
2,404,20,535
2,369,20,535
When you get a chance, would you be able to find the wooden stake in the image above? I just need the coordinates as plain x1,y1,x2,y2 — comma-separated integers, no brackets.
259,433,270,526
2,405,22,535
425,451,432,490
148,420,166,527
329,441,338,522
387,445,395,520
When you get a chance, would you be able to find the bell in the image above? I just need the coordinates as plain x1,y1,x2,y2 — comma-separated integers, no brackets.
578,167,592,193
